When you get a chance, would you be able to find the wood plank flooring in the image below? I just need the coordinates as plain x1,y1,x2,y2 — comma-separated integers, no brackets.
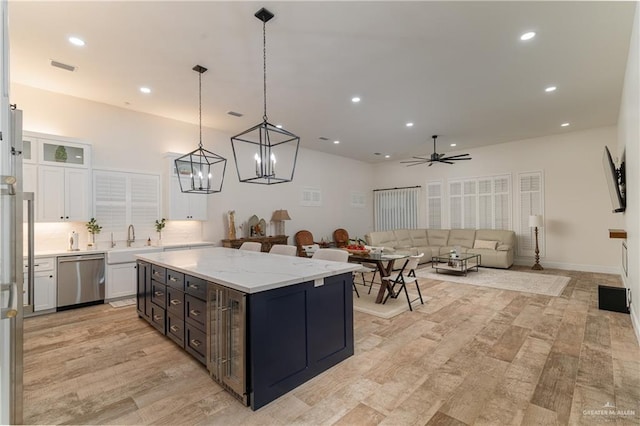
23,266,640,425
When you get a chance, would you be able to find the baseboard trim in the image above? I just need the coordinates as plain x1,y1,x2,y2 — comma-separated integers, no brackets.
513,258,619,274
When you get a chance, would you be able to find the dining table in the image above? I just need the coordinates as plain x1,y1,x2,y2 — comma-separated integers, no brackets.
347,251,410,303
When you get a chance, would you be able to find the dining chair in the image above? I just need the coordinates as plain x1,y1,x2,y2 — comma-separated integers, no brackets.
239,241,262,252
269,244,297,256
333,228,349,248
311,249,359,297
294,230,315,257
382,253,424,311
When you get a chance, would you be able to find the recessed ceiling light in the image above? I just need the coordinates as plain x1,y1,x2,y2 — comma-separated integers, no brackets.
276,124,283,129
561,122,570,127
406,122,414,127
351,97,361,103
333,140,340,144
384,154,390,159
139,87,151,94
520,32,536,41
68,36,85,46
450,143,457,147
545,86,557,93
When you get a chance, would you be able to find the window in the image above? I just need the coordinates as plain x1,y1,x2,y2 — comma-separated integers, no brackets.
373,186,420,231
517,171,544,257
449,174,511,230
426,180,443,229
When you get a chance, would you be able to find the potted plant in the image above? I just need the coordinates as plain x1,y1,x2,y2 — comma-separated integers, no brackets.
85,218,102,248
54,145,67,162
155,218,166,243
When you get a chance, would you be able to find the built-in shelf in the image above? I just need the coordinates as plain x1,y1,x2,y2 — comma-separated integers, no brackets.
609,229,627,239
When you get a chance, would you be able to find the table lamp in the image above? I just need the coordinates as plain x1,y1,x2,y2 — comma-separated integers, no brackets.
271,209,291,236
529,214,543,270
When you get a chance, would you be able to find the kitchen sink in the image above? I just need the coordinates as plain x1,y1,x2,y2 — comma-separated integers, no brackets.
106,246,163,264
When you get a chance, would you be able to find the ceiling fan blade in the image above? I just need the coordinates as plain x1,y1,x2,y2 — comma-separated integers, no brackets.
442,153,471,160
440,156,472,162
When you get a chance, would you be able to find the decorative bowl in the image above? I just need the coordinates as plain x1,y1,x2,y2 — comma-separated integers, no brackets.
343,248,371,255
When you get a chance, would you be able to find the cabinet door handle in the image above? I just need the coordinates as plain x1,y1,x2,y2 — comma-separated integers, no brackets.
153,315,162,321
170,299,181,306
189,309,200,317
190,339,201,347
170,325,179,332
154,291,164,297
187,283,199,290
169,276,177,282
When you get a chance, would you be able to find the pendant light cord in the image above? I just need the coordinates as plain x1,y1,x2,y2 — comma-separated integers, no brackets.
198,71,203,148
262,19,268,123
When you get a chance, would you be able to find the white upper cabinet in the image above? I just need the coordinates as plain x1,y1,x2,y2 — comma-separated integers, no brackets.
38,166,89,222
163,153,208,221
166,177,208,221
24,132,92,223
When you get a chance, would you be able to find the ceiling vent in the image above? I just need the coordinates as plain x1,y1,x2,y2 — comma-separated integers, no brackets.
50,60,76,72
227,111,243,117
319,137,329,141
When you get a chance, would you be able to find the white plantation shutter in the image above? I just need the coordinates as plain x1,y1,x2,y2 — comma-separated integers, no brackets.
427,181,443,229
374,187,420,231
517,171,544,257
93,170,160,236
449,174,512,231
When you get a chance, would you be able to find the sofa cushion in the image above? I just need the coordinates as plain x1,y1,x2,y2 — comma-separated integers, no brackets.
497,244,511,252
447,229,476,248
408,229,429,247
474,239,498,250
365,231,397,248
475,229,516,247
393,229,413,248
427,229,449,246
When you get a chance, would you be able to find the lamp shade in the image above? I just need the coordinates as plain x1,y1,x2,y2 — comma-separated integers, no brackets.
271,209,291,221
529,215,543,228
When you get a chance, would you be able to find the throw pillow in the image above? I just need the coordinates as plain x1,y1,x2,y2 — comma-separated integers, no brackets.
474,239,498,250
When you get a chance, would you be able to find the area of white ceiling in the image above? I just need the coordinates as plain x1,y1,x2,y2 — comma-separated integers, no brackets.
7,1,636,163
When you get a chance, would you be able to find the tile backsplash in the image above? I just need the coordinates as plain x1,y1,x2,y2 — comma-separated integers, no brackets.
26,220,204,253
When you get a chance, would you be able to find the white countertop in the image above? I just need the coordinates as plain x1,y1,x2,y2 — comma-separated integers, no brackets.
136,247,360,294
29,241,214,258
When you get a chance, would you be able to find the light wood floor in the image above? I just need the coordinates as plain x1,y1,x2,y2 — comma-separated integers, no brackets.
23,266,640,425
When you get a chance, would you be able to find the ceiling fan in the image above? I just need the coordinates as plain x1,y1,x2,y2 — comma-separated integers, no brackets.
401,135,472,166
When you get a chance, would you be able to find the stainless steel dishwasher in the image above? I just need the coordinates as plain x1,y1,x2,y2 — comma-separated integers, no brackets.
57,254,105,309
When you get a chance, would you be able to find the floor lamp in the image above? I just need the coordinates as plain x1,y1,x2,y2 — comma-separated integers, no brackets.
529,214,544,270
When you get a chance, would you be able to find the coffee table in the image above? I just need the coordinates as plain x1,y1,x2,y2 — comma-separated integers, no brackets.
431,253,481,276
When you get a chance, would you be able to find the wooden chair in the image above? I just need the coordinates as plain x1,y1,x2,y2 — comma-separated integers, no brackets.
382,253,424,311
239,241,262,252
311,249,359,298
333,228,349,248
294,230,315,257
269,244,297,256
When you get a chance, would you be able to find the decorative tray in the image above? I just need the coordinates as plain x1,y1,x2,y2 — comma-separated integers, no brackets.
343,248,371,255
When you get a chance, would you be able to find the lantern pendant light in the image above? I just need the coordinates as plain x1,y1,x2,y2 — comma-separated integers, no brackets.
230,7,300,185
175,65,227,194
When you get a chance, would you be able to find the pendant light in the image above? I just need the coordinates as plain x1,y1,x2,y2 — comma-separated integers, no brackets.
175,65,227,194
231,7,300,185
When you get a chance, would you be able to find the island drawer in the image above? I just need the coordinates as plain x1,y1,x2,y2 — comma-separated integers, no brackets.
185,294,206,329
150,304,166,334
167,314,185,348
166,286,184,318
166,270,184,291
151,281,167,308
185,275,207,300
185,322,206,364
151,265,166,284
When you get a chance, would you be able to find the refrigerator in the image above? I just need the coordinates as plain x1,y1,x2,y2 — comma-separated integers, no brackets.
0,105,27,424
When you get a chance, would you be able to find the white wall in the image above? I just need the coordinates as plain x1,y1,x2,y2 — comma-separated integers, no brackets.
619,5,640,339
12,83,375,250
372,127,623,273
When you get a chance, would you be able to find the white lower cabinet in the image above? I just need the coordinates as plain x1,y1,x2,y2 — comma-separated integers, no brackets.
106,262,137,299
24,256,56,312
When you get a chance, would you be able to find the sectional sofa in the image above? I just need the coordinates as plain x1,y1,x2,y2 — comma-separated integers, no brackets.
364,228,516,269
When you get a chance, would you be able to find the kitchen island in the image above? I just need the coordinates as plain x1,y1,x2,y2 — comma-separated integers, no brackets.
136,247,359,410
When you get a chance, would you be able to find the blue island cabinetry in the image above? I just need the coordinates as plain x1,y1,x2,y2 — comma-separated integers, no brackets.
136,256,354,410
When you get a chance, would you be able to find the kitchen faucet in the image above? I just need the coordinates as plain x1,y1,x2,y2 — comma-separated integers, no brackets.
127,224,135,247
